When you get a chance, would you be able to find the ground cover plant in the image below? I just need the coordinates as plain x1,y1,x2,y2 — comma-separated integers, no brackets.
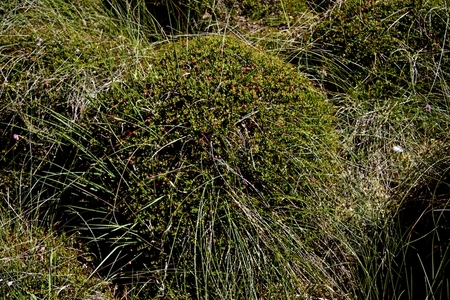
1,0,450,299
0,210,113,299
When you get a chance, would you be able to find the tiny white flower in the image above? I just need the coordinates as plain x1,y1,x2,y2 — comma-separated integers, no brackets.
36,36,43,46
393,145,404,153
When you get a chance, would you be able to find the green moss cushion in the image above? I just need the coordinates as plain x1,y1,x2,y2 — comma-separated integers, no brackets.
84,35,336,207
312,0,449,97
73,34,337,275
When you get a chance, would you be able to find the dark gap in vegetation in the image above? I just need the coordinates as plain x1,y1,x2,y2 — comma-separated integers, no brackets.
103,0,210,36
396,203,450,297
388,167,450,298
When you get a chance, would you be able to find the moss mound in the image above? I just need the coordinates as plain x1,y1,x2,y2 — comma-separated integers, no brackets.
306,0,450,188
85,34,336,211
120,36,334,192
56,35,337,295
312,0,449,98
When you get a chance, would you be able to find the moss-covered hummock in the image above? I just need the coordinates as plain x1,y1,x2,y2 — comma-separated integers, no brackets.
96,35,336,195
0,0,135,201
83,34,336,212
61,35,338,295
312,0,449,98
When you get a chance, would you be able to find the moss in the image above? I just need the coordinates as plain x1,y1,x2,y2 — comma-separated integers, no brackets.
0,220,113,299
67,35,338,295
311,0,449,98
87,35,336,204
307,0,450,165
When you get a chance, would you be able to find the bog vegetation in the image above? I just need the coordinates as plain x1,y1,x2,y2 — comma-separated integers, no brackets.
1,0,449,299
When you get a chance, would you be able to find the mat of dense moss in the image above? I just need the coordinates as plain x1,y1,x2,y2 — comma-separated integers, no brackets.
0,0,137,200
60,35,336,294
